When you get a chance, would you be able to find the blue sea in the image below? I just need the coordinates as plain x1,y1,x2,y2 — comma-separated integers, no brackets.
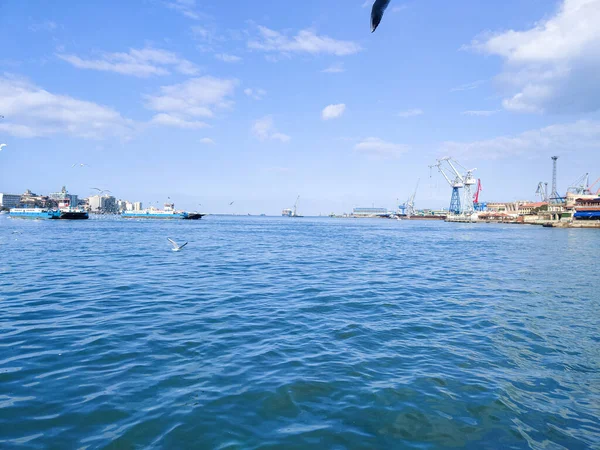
1,215,599,449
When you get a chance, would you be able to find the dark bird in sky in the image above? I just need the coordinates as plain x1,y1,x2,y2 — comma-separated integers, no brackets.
229,201,235,206
371,0,391,33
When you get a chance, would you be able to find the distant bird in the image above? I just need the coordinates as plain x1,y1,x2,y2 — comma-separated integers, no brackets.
0,144,6,152
229,201,235,206
168,238,188,252
371,0,391,33
72,163,88,168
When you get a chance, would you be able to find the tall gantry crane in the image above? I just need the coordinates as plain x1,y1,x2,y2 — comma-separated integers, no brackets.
430,157,476,215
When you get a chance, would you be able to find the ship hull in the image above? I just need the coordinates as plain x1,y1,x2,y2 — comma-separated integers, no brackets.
60,211,89,220
9,209,60,220
121,212,205,220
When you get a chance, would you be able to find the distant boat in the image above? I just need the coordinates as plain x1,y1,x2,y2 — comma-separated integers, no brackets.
282,195,303,217
122,203,204,220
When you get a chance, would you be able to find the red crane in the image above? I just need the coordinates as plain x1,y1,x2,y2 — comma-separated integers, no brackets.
473,179,482,203
588,176,600,195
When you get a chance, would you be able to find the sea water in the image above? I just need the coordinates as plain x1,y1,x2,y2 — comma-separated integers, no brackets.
1,216,599,449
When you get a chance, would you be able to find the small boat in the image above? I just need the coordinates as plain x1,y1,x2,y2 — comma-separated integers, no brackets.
9,207,60,220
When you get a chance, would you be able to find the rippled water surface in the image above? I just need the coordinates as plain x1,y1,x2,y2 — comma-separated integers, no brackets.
1,215,599,449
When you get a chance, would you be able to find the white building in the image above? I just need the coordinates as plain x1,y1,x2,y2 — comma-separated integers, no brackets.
0,193,21,209
133,202,143,211
88,195,117,213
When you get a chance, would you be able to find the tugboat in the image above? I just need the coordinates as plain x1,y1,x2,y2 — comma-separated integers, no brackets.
9,208,60,220
59,206,89,220
121,203,204,220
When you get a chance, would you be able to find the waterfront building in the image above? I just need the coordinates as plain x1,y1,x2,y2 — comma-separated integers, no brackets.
517,202,548,215
573,197,600,221
88,195,118,213
49,186,78,208
0,193,21,209
20,189,54,208
352,207,389,217
133,202,143,211
117,200,135,212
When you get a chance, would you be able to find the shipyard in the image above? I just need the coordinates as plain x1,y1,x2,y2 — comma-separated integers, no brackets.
1,154,599,228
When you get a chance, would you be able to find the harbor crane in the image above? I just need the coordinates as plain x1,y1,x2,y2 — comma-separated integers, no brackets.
473,179,486,211
567,173,590,195
588,177,600,195
293,195,300,217
430,158,463,214
402,179,420,217
535,182,549,202
430,157,476,216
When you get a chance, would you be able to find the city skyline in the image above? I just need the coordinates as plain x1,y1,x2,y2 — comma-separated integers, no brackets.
1,0,600,215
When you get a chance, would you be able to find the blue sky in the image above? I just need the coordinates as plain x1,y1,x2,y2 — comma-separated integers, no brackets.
1,0,600,214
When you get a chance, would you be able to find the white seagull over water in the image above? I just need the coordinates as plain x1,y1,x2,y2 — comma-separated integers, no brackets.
168,238,188,252
0,144,7,152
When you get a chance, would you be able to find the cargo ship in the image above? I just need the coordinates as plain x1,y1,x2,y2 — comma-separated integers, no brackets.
121,203,204,220
9,208,61,220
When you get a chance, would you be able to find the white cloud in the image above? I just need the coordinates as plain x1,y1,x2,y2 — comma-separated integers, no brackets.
440,120,600,159
150,113,208,129
244,88,267,100
248,26,361,57
165,0,201,20
450,80,485,92
29,20,57,32
398,109,424,118
145,76,237,125
322,103,346,120
199,137,216,145
263,167,290,173
322,62,345,73
215,53,242,63
252,116,290,142
57,47,199,77
470,0,600,113
461,110,500,117
354,137,408,159
0,76,134,139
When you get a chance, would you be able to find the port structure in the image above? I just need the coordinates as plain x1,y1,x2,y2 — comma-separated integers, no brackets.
401,179,420,217
550,156,564,203
567,173,590,195
473,179,486,211
536,182,549,202
588,177,600,195
430,157,477,216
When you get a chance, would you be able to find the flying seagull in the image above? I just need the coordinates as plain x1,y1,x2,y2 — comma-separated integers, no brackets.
229,201,235,206
168,238,188,252
371,0,391,33
72,163,88,168
0,144,6,152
